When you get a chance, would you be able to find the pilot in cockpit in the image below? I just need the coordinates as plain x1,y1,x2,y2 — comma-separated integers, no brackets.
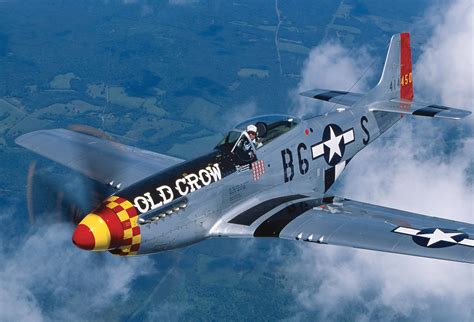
242,124,263,159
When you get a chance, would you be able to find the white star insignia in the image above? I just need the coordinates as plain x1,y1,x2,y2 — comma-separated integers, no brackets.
417,228,463,246
324,126,342,162
393,226,474,248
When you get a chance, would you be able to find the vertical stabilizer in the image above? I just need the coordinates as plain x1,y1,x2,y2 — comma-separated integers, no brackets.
371,33,413,101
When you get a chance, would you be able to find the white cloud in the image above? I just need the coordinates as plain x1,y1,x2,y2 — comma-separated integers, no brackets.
414,0,474,110
0,282,44,322
283,0,474,320
285,127,473,320
290,42,375,117
218,100,258,132
0,223,154,322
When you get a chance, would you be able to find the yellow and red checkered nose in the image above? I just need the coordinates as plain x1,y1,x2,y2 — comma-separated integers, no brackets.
72,196,141,255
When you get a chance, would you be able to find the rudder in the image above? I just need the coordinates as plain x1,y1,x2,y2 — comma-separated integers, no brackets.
371,32,413,101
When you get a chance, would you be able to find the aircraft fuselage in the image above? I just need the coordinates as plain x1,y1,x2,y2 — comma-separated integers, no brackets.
114,105,397,255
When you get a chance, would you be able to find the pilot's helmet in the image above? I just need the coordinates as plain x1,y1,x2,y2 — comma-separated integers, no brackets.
246,124,257,136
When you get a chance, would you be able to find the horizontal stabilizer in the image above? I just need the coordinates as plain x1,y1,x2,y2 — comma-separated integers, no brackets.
300,89,364,107
370,100,472,120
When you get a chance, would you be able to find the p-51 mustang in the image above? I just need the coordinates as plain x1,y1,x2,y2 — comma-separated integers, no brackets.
17,33,473,263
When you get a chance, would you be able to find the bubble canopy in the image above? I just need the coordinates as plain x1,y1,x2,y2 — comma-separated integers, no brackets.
216,114,300,149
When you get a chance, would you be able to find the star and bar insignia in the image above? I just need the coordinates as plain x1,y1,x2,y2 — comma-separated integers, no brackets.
393,226,474,248
311,124,355,166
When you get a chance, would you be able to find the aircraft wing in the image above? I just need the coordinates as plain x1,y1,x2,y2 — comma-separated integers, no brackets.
214,196,474,264
16,128,184,188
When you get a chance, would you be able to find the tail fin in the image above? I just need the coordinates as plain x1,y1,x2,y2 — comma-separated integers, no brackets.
371,32,413,101
299,33,414,108
300,33,471,119
368,32,470,119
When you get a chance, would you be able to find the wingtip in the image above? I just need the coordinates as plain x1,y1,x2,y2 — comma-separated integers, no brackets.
299,90,315,98
15,131,32,147
15,129,65,148
299,89,332,98
436,108,472,120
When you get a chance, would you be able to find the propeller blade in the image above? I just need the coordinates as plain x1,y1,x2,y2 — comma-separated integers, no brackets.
25,125,119,227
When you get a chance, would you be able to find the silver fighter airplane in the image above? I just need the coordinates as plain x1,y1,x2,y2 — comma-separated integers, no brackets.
17,33,474,263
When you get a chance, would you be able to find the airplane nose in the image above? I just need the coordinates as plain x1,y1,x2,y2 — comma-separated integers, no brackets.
72,214,112,251
72,223,96,250
71,196,141,255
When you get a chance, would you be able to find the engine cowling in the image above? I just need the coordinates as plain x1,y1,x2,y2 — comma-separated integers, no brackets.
72,196,141,256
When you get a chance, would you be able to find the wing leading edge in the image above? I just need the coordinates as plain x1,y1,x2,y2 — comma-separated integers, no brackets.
213,196,474,264
299,89,364,107
369,100,471,120
16,129,184,188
